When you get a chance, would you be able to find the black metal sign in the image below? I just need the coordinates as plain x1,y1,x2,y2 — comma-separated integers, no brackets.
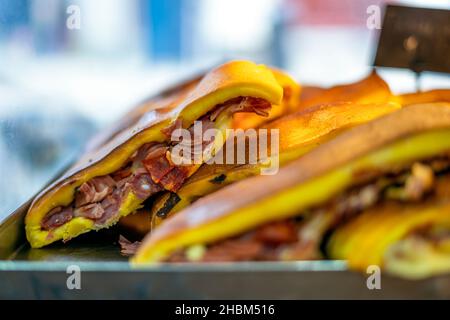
374,5,450,74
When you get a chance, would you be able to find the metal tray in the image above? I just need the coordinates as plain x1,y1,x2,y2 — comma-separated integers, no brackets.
1,71,450,300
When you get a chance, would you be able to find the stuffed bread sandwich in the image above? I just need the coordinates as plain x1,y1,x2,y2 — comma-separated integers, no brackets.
145,101,400,229
25,60,283,248
120,72,398,235
132,104,450,279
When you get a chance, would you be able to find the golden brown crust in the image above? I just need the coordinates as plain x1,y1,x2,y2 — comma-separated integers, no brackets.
399,89,450,106
298,71,392,110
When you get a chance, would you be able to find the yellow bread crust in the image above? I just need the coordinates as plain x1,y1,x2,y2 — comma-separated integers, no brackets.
328,202,450,279
231,67,301,129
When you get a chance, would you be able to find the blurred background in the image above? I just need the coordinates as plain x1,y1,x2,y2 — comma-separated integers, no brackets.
0,0,449,219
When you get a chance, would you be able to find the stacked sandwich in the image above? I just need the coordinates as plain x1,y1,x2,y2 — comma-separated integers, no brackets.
26,61,450,279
